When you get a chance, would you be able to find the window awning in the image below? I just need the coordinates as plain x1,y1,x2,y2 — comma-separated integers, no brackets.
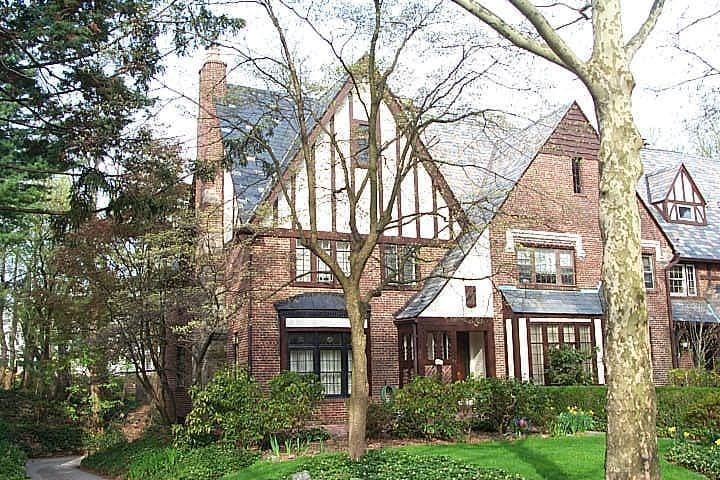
672,299,720,324
499,286,603,316
275,292,346,312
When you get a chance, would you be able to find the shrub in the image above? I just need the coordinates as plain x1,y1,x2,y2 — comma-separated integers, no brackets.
174,368,323,449
551,406,595,436
266,371,323,436
666,441,720,479
0,439,28,480
286,449,525,480
656,387,720,431
366,401,397,439
1,421,84,457
466,378,548,434
126,445,259,480
541,386,607,431
669,368,720,387
392,376,465,440
683,392,720,432
545,347,593,386
82,431,169,477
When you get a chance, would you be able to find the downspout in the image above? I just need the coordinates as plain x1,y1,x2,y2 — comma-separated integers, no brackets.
247,248,254,374
665,253,680,369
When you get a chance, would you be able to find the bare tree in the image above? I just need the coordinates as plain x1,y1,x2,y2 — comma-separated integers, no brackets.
449,1,665,478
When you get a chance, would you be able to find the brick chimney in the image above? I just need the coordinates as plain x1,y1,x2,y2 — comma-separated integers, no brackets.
196,44,228,251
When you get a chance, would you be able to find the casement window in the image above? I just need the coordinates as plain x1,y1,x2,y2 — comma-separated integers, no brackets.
288,332,352,397
295,243,312,281
572,157,582,194
384,244,419,284
352,122,370,168
641,254,655,289
401,333,414,361
517,247,575,286
293,239,351,284
529,323,594,385
669,264,697,296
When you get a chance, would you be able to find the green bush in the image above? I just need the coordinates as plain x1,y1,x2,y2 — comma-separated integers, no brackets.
174,368,323,449
0,439,28,480
392,376,465,440
1,421,84,457
466,378,548,434
669,368,720,387
682,392,720,432
82,432,169,477
545,347,593,386
666,441,720,479
366,401,397,439
656,387,720,431
285,449,525,480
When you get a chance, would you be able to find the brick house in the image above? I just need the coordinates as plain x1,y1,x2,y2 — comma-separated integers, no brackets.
194,51,719,422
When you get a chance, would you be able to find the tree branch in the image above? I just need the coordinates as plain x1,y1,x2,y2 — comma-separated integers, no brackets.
625,0,665,60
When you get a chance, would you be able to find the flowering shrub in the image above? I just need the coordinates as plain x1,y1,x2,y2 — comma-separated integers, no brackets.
551,406,594,436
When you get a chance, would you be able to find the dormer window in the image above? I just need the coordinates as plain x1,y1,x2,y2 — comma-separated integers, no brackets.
648,164,707,225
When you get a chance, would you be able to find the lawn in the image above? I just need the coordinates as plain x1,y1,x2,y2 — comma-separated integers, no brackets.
224,435,705,480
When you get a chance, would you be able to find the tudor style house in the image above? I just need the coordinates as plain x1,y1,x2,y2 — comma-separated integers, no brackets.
194,50,720,422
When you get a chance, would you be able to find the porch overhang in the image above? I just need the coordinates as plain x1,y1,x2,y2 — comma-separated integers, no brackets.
498,286,603,316
672,299,720,324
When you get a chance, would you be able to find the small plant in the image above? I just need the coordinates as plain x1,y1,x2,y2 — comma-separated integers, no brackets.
551,406,594,436
512,417,532,437
269,435,280,459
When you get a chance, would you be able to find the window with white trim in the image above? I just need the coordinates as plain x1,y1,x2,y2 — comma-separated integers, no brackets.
517,247,575,286
295,244,311,281
642,254,655,289
669,264,697,296
336,241,351,276
317,240,333,283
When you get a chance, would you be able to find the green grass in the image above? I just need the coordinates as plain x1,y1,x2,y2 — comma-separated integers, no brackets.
224,435,705,480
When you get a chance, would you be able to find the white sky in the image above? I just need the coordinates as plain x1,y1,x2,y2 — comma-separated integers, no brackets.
150,0,720,161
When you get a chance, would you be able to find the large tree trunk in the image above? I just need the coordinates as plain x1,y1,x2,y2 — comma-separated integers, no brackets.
346,289,369,460
592,71,659,479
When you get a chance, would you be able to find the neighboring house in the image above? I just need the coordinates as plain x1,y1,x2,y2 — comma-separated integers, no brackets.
194,51,719,422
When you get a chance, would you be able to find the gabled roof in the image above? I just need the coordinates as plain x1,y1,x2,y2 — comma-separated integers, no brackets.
638,149,720,261
217,83,342,222
645,164,680,203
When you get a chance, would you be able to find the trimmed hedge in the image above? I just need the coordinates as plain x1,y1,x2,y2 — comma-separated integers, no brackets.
0,439,28,480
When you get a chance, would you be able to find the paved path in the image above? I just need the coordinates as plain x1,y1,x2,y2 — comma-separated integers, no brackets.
26,456,107,480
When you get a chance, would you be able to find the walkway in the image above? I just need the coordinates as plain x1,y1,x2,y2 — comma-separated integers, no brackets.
26,456,107,480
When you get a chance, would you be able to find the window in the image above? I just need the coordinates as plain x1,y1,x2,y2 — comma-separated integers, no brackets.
384,244,419,284
516,247,575,286
642,254,655,289
572,157,582,194
426,333,436,360
443,332,450,360
295,243,311,281
401,334,414,361
317,240,333,283
288,332,352,397
336,241,351,276
678,206,692,220
669,264,697,296
529,323,595,385
293,239,351,284
352,122,370,168
465,285,477,308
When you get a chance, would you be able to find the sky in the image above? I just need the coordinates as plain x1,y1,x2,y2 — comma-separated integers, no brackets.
150,0,720,162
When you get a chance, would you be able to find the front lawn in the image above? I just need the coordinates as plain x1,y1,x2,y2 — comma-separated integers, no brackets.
225,435,705,480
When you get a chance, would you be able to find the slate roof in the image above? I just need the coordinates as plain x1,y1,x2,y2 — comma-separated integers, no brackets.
395,229,483,320
638,149,720,261
498,286,604,315
275,292,347,312
217,84,341,222
672,299,720,324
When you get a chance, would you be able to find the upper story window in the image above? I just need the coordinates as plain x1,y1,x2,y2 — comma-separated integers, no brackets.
294,239,349,285
641,254,655,289
669,264,697,296
517,246,575,286
572,157,582,194
384,244,419,285
352,121,370,168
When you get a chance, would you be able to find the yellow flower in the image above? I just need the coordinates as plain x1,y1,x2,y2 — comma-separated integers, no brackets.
668,427,676,435
683,431,690,439
715,438,720,447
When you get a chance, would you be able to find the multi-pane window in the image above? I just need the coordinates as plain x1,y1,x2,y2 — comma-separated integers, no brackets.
288,332,352,397
642,254,655,289
572,157,582,194
517,247,575,286
317,240,333,283
295,244,311,281
529,323,595,385
336,241,351,276
384,244,419,284
294,239,351,284
669,264,697,296
401,334,414,361
352,122,370,168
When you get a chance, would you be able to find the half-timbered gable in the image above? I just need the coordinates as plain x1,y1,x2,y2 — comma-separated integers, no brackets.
646,163,707,225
